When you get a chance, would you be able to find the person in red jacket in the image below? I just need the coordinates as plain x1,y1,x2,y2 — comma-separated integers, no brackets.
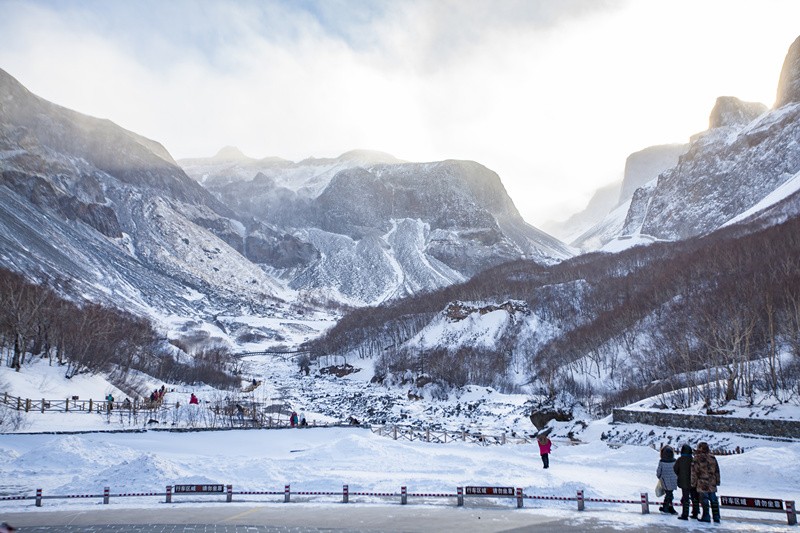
189,393,199,405
537,434,552,469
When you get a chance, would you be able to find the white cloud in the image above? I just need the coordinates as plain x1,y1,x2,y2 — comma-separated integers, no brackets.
1,0,799,227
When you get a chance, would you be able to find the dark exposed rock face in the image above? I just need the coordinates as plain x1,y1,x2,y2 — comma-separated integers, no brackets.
445,300,530,321
245,230,319,268
708,96,767,129
63,199,122,238
775,35,800,108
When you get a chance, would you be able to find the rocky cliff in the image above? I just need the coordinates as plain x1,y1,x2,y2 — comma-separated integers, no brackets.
182,151,574,303
0,68,289,318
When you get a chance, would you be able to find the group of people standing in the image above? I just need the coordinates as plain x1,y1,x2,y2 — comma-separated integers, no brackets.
290,411,308,427
536,433,721,524
656,441,721,523
149,385,167,404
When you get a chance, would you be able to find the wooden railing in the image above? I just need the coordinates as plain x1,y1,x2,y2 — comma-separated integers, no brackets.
2,392,530,444
371,424,533,445
0,392,180,414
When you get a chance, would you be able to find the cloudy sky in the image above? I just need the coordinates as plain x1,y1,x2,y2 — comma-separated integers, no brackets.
1,0,799,227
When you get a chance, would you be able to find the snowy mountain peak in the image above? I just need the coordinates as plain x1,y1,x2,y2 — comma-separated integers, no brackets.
708,96,767,129
337,149,403,165
775,34,800,108
212,146,253,161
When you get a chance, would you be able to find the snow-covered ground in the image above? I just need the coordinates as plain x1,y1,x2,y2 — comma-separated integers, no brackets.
1,426,799,531
2,352,800,531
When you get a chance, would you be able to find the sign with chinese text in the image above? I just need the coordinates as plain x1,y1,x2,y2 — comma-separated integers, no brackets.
720,495,783,510
465,486,515,496
174,484,225,493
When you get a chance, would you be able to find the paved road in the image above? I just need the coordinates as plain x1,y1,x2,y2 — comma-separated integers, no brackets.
0,504,754,532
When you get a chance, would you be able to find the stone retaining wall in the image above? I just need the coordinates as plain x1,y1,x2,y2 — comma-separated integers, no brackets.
612,409,800,439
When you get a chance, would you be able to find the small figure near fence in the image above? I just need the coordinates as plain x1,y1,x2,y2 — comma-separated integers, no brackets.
537,434,552,469
348,416,360,426
290,411,299,427
674,443,699,520
299,412,307,427
656,445,678,514
692,441,721,523
105,393,114,412
149,386,167,405
122,398,132,409
189,393,199,405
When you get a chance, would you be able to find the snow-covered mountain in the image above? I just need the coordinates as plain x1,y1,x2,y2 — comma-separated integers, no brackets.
1,65,570,325
181,151,574,305
555,37,800,253
593,37,800,250
551,144,688,250
0,67,292,321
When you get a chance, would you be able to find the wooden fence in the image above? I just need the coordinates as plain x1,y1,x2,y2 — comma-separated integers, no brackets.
0,391,327,429
1,392,532,445
372,424,533,445
0,392,137,414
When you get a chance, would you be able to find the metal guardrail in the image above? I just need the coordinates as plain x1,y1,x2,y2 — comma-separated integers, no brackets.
1,484,795,525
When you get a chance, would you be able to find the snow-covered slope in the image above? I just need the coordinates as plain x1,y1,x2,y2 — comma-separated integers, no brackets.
614,38,800,243
622,97,797,241
182,152,574,305
0,67,292,321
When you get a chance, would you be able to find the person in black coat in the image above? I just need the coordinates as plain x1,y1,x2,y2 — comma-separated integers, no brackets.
673,443,700,520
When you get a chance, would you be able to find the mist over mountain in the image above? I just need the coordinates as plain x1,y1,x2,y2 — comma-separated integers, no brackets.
181,149,574,304
308,34,800,414
0,64,571,331
547,143,687,249
559,36,800,254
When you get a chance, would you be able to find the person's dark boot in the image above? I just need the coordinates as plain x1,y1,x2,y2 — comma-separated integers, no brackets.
699,501,710,522
679,503,689,520
711,500,721,523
